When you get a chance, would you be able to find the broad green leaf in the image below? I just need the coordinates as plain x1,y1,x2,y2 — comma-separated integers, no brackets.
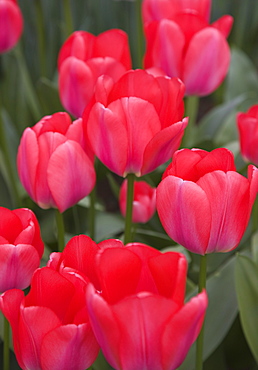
235,254,258,364
95,211,124,242
196,94,247,144
179,255,238,370
224,47,258,110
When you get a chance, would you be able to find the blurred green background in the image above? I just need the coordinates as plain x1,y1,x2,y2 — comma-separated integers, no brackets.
1,0,258,369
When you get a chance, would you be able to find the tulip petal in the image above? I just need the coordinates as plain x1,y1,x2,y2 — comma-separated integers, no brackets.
17,128,39,202
40,324,99,370
0,207,22,243
94,29,132,69
142,118,188,175
97,247,142,304
19,306,61,370
61,235,100,289
0,244,40,291
148,252,187,304
0,289,25,369
162,291,208,369
144,19,185,79
87,284,122,370
59,57,95,117
34,132,66,209
184,27,230,96
198,171,251,253
157,176,211,254
47,140,96,213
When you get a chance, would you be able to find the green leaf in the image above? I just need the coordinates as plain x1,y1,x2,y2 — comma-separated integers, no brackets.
179,255,238,370
235,254,258,364
224,47,258,110
196,94,247,144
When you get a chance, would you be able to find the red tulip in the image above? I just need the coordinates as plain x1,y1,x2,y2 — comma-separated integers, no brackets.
119,179,156,223
0,207,44,292
17,112,96,213
0,267,99,370
237,105,258,166
86,240,208,370
58,29,132,117
47,234,101,290
0,0,23,53
85,69,188,177
157,148,258,255
142,0,233,96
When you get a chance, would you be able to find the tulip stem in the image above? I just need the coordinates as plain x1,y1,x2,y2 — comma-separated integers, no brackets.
34,0,47,77
195,254,207,370
89,187,96,240
55,209,65,252
135,0,144,68
124,173,135,244
183,95,199,148
63,0,73,37
0,106,21,208
3,316,10,370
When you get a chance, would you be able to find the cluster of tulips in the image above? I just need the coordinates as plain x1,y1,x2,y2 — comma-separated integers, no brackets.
1,0,258,370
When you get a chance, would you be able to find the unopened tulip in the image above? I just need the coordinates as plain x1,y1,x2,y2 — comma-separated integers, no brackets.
237,105,258,166
0,267,99,370
17,112,96,213
157,148,258,254
119,180,156,223
86,240,208,370
58,29,132,117
86,69,188,177
0,207,44,292
142,0,233,96
0,0,23,53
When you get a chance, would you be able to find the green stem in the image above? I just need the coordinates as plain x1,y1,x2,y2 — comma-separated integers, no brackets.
63,0,73,37
182,95,199,148
3,316,10,370
55,209,65,252
0,107,21,208
252,196,258,234
34,0,47,77
195,254,207,370
135,0,144,68
13,44,42,121
124,173,135,244
89,188,96,240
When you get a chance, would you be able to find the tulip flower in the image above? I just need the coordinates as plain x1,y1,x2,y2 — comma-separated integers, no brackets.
142,0,233,96
119,179,156,223
0,266,99,370
0,0,23,53
157,148,258,255
86,240,208,370
58,29,132,117
0,207,44,292
47,234,101,290
17,112,96,213
237,105,258,166
85,69,188,177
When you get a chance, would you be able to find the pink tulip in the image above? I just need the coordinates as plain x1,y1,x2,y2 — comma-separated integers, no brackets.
142,0,233,96
17,112,96,213
119,179,156,223
0,267,99,370
157,148,258,255
237,105,258,166
86,240,208,370
85,69,188,177
58,29,132,117
0,207,44,292
0,0,23,53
